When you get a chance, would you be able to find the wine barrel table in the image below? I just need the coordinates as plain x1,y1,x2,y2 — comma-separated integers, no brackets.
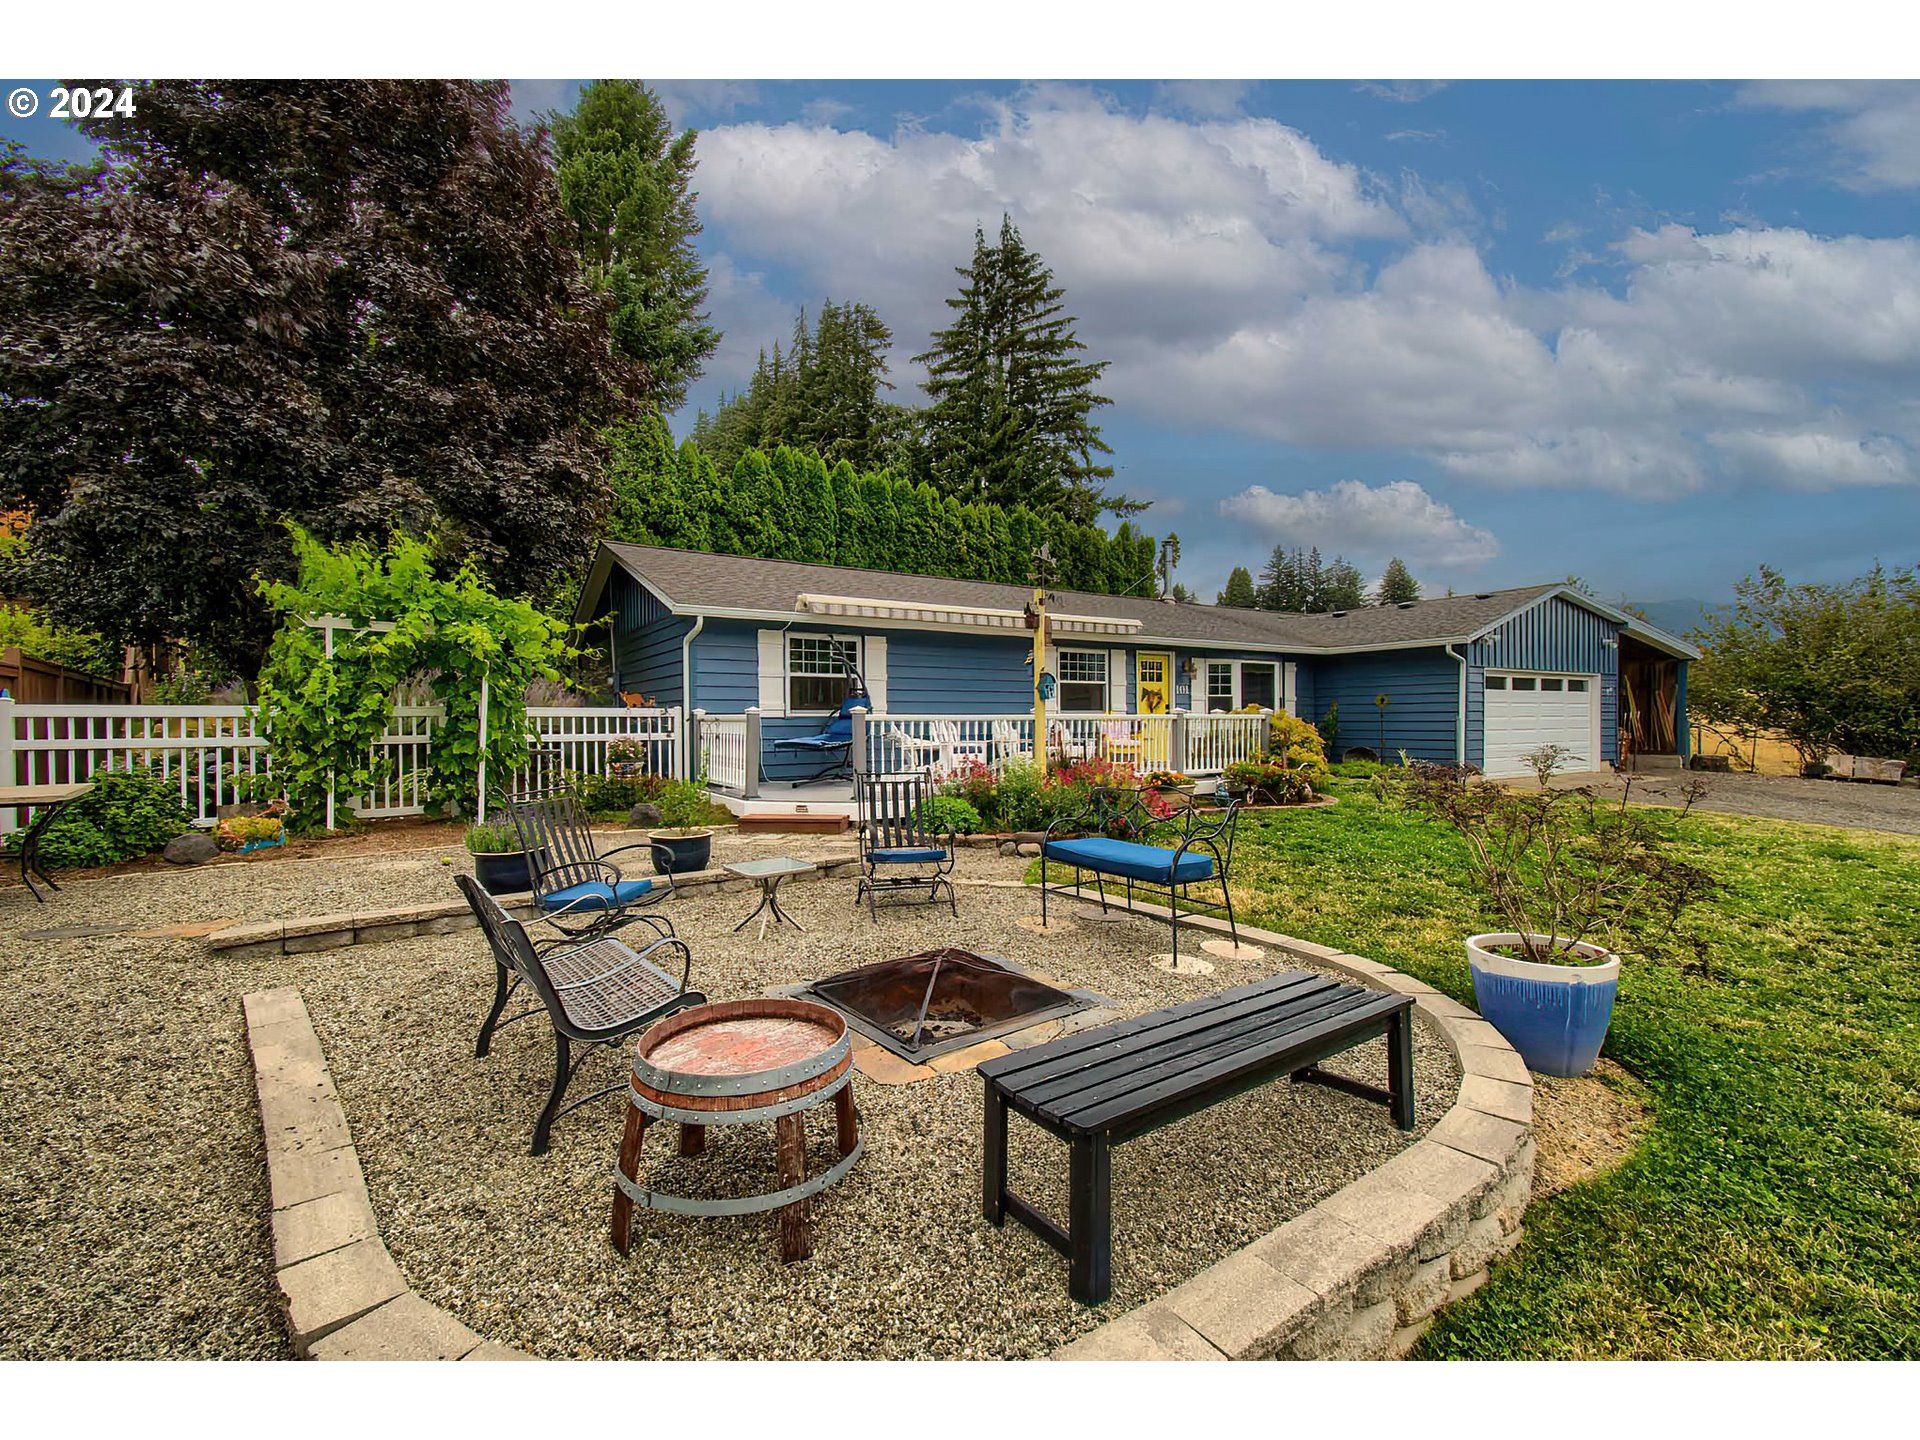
611,998,862,1264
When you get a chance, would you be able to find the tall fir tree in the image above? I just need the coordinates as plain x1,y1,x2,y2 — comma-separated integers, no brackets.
915,216,1134,523
692,300,903,472
1374,557,1421,606
1217,566,1257,608
549,80,718,412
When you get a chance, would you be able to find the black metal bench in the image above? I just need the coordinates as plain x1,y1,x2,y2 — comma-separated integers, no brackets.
978,971,1416,1304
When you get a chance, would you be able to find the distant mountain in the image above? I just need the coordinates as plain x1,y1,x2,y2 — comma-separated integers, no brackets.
1632,598,1713,639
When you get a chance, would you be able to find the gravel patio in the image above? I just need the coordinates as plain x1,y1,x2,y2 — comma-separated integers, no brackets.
0,835,1457,1360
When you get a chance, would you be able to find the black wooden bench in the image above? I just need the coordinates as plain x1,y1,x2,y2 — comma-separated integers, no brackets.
978,971,1416,1304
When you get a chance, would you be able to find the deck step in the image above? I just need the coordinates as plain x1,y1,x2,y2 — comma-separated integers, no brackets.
737,813,852,836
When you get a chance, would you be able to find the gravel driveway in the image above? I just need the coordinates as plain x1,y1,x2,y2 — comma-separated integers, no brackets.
1596,770,1920,835
0,843,1456,1360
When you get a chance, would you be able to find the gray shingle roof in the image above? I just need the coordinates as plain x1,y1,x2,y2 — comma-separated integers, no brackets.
587,543,1577,654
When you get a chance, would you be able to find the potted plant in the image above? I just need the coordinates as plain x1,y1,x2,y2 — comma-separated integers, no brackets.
465,821,533,895
649,777,717,874
1221,759,1315,806
1390,745,1716,1076
1141,768,1193,796
606,735,649,780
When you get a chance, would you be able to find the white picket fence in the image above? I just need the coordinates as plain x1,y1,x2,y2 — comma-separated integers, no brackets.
864,711,1266,779
0,699,682,830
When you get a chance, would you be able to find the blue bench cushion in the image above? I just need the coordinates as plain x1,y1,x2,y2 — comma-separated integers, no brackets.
869,846,950,864
772,735,851,751
1043,836,1214,885
538,877,654,912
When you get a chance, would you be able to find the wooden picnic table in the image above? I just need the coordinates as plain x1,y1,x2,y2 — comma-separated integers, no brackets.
0,782,94,902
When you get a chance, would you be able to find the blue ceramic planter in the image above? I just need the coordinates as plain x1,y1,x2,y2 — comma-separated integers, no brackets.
1466,933,1618,1077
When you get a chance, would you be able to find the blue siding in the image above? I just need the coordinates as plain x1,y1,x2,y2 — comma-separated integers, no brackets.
1302,649,1462,763
1466,595,1621,767
889,631,1032,711
1292,662,1317,728
608,574,689,707
689,620,761,711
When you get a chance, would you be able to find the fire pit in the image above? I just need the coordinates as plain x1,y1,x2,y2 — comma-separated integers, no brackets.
801,949,1091,1061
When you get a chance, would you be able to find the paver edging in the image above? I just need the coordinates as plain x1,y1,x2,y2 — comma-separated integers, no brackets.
1040,897,1534,1362
244,987,528,1361
211,852,862,954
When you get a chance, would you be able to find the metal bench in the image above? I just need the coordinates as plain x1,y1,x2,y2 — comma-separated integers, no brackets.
978,971,1416,1304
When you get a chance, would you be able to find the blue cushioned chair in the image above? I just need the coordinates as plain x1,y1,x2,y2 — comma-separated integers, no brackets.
506,793,676,943
854,770,958,919
1039,785,1243,970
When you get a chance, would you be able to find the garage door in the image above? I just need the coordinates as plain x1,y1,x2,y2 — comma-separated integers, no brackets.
1483,673,1598,777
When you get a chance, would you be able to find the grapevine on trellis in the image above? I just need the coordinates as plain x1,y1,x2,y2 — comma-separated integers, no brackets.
253,526,578,831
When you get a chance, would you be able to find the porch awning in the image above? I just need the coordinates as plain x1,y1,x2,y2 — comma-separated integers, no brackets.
795,593,1143,637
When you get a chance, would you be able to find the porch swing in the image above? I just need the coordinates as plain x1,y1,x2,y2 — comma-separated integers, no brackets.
767,638,870,784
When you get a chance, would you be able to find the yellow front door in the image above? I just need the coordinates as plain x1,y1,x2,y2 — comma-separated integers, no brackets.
1136,652,1172,768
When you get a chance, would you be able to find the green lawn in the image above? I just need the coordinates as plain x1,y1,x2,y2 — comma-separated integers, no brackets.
1220,778,1920,1358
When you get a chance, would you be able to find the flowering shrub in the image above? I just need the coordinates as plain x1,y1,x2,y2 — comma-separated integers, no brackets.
1222,759,1317,805
215,814,286,852
1267,711,1331,781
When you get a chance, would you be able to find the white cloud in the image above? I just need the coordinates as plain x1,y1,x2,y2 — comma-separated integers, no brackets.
686,87,1920,499
1708,428,1915,489
1219,480,1500,568
1153,80,1256,118
1737,80,1920,190
1357,80,1451,104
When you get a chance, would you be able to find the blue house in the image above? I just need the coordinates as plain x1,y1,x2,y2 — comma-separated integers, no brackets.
575,543,1698,807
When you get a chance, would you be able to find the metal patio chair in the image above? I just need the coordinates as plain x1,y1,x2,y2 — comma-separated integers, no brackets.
456,875,706,1155
853,770,959,919
505,792,677,943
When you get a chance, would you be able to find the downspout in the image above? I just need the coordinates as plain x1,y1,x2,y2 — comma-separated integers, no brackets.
1444,643,1468,767
680,613,705,778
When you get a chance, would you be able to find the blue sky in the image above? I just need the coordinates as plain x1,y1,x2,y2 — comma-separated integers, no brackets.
9,77,1918,611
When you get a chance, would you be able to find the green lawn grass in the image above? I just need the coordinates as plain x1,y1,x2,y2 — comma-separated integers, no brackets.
1219,779,1920,1358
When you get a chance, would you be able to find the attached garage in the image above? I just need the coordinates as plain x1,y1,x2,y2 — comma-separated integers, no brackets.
1482,673,1600,777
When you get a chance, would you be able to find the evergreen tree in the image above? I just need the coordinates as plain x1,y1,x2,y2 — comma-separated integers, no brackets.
1257,545,1301,610
550,80,718,412
693,300,899,472
1375,557,1421,606
1322,557,1368,610
915,216,1133,523
1217,566,1257,608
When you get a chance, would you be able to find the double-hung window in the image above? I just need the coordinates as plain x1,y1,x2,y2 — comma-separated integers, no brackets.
1204,659,1281,712
788,634,860,714
1057,650,1109,712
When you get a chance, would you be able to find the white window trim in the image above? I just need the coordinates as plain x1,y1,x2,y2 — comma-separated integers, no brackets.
1056,647,1110,713
1201,659,1281,713
786,631,864,716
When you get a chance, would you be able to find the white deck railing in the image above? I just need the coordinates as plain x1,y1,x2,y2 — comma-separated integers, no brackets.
860,710,1268,781
695,712,750,792
1183,713,1271,776
0,699,682,829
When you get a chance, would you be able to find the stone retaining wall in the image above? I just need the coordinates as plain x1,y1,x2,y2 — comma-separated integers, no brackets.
243,891,1531,1361
1046,902,1533,1361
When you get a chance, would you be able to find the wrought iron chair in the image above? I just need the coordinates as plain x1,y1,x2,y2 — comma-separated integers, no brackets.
1038,783,1244,971
505,793,676,943
853,770,959,919
456,875,705,1155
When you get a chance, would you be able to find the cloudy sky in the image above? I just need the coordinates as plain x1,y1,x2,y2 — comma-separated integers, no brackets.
11,76,1918,608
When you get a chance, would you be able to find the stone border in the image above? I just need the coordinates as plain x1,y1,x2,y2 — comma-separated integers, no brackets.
243,987,531,1360
1043,892,1533,1361
243,886,1529,1362
210,852,862,958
